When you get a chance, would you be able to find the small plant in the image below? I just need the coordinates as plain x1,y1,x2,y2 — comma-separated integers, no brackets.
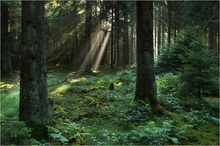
122,103,151,122
130,121,180,145
48,120,90,144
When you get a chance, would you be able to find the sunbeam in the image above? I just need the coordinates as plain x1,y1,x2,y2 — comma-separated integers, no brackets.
79,22,111,72
92,30,110,71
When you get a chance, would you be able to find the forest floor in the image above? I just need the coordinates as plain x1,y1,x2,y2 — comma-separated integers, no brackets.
1,66,219,145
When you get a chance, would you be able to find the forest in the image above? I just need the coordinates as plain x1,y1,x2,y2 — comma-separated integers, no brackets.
1,0,219,145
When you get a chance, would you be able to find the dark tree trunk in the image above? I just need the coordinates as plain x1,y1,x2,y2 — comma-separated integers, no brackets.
167,1,171,47
130,1,135,64
85,0,92,72
115,2,120,65
135,1,158,107
157,3,161,55
1,2,13,74
20,1,49,140
123,6,129,65
111,2,114,69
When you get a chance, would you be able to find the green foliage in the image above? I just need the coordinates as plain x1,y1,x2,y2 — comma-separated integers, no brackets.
48,119,90,145
119,120,192,145
179,47,219,97
156,27,219,97
157,73,179,95
1,118,40,145
156,27,204,75
183,110,220,127
116,66,136,96
122,103,151,122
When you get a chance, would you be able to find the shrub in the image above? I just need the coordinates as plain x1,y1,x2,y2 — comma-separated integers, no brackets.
1,118,40,145
119,120,192,145
157,73,179,95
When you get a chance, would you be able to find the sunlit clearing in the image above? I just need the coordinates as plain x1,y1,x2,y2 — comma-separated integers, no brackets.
79,22,111,72
51,84,71,95
68,77,87,84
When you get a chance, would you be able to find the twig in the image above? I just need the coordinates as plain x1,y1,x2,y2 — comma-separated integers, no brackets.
48,78,68,87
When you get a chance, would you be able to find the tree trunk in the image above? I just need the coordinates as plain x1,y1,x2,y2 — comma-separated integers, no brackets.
1,2,13,74
85,0,92,72
115,2,120,66
111,2,114,69
135,1,158,107
157,3,161,55
167,1,171,47
130,1,134,64
123,5,129,65
20,1,49,140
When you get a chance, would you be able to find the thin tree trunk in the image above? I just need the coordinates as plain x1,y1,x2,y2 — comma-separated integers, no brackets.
116,2,120,66
85,0,92,72
130,1,134,64
123,6,129,65
111,2,114,69
167,1,171,47
157,3,161,55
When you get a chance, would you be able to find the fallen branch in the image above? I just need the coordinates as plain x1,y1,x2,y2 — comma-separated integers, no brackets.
47,51,64,63
48,78,68,87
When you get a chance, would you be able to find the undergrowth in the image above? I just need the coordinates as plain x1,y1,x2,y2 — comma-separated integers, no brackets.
1,66,219,145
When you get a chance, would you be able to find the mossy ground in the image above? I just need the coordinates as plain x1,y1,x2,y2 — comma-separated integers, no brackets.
1,67,219,145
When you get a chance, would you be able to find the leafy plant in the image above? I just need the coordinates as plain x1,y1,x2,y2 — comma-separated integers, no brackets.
119,121,183,145
122,103,151,122
48,120,90,144
157,73,179,95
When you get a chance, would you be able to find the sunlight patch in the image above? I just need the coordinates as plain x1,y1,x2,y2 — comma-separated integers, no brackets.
0,82,14,89
68,77,87,84
51,84,71,95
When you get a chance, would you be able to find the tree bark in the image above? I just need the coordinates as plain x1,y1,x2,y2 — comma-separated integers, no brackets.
85,0,92,72
135,1,158,107
111,2,114,69
123,5,129,65
157,3,161,55
115,2,120,66
20,1,49,140
167,1,171,47
1,2,13,74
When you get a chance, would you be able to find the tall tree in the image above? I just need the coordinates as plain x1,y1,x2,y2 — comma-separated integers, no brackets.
123,3,129,65
1,2,13,74
135,1,159,108
157,3,161,55
85,0,92,71
19,1,49,140
110,1,114,69
167,1,171,47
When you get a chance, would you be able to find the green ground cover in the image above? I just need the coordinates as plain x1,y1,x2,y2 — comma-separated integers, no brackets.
1,67,219,145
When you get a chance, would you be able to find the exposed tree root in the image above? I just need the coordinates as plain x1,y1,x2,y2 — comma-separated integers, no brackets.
153,104,176,116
